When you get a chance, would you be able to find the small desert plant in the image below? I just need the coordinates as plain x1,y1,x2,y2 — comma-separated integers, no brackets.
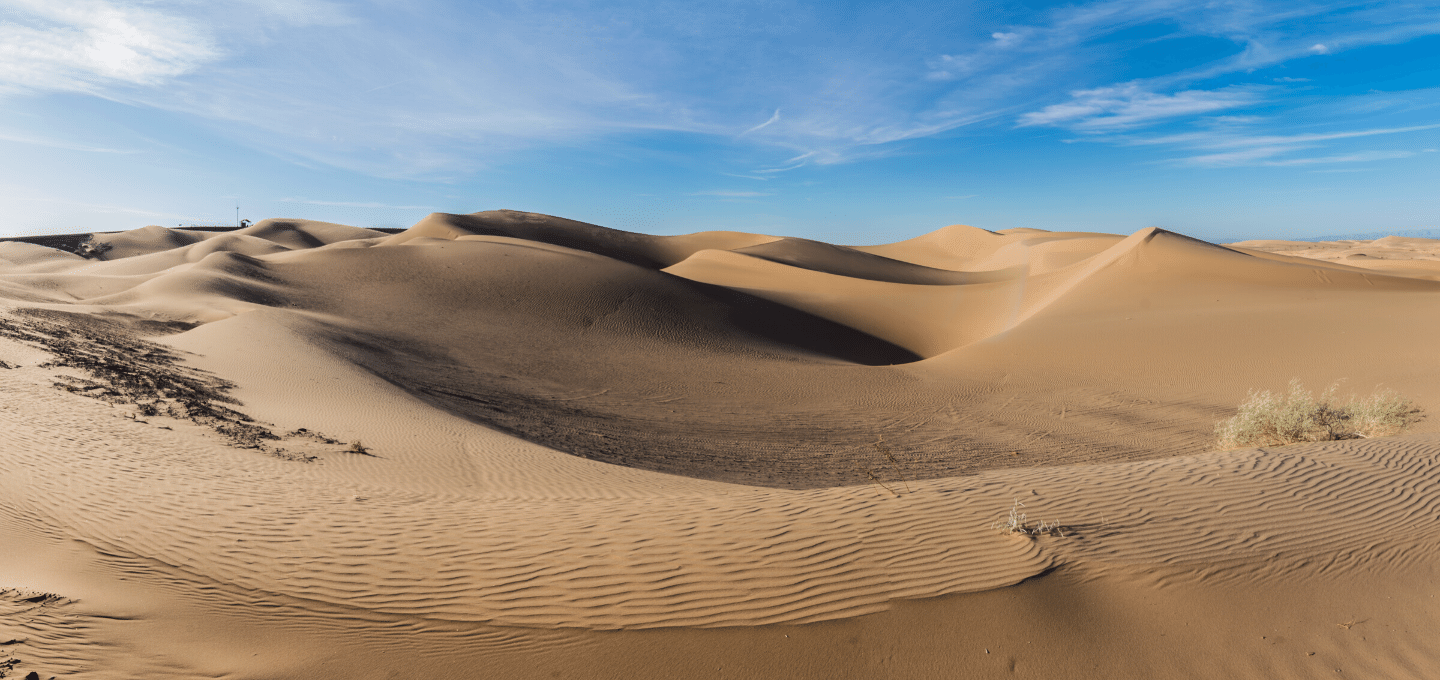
992,499,1066,538
1215,379,1421,449
347,440,370,455
1347,388,1421,438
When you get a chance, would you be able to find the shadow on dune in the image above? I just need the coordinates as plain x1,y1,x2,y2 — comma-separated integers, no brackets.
680,279,922,366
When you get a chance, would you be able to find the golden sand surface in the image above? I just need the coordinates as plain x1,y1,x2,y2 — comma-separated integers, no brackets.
1,211,1438,678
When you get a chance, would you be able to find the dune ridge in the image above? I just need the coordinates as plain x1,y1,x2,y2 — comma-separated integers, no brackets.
2,211,1440,677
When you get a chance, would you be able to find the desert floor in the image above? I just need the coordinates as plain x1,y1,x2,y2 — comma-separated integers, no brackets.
1,211,1439,679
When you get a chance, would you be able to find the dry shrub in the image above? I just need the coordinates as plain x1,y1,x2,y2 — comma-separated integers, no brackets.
992,499,1065,538
1216,379,1421,449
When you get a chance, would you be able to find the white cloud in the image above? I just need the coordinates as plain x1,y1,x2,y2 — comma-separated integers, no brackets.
1309,43,1330,54
924,53,974,81
1018,84,1264,130
741,109,781,135
688,190,774,197
991,32,1021,47
1172,145,1297,167
1264,150,1414,165
1171,147,1415,167
280,198,433,210
1274,76,1311,83
1127,123,1440,149
5,0,1435,181
0,0,220,93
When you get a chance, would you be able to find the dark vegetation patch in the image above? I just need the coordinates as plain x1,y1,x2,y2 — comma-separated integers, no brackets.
0,308,349,462
0,233,93,257
288,428,342,445
72,239,111,259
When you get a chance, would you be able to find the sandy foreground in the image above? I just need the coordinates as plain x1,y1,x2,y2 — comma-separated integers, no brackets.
0,211,1438,678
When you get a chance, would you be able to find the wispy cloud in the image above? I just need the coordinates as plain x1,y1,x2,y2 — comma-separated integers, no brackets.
1262,150,1415,166
1167,141,1420,168
1055,83,1440,169
1169,145,1303,167
741,109,781,135
1126,123,1440,149
1169,148,1412,168
687,190,774,198
1002,0,1440,167
4,0,1438,181
280,198,433,210
0,0,220,94
1019,84,1265,130
991,32,1022,48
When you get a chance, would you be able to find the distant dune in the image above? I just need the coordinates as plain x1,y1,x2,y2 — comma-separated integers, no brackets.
2,211,1439,678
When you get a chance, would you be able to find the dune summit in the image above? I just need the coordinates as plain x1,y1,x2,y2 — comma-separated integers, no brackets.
1,210,1439,678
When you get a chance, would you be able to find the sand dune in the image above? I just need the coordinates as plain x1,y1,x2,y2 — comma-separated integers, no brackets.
89,224,213,260
236,218,385,250
730,238,1001,285
1233,235,1440,281
1,212,1440,678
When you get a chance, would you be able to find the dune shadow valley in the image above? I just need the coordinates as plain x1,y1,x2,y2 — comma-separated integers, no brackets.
3,209,1440,679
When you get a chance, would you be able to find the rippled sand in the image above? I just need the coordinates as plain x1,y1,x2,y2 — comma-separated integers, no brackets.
1,212,1438,678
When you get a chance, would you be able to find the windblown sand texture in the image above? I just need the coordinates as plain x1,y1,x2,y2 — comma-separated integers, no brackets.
2,211,1439,678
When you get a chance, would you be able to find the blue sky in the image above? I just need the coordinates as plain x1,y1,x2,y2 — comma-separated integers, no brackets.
1,0,1438,243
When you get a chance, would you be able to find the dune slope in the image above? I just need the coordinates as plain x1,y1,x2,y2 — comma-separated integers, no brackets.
1,213,1439,678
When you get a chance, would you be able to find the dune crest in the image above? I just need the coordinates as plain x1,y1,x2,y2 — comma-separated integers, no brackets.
3,213,1440,677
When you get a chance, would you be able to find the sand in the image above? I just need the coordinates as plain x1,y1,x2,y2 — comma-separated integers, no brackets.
1,211,1439,678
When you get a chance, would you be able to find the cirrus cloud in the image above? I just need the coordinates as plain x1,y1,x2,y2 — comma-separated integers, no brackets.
0,0,220,93
1018,84,1267,131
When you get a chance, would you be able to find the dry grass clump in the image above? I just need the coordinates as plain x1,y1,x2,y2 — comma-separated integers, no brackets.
992,499,1066,538
1215,379,1421,449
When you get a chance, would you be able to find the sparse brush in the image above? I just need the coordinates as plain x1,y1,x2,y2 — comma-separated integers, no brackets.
1215,379,1421,449
1347,388,1421,438
992,499,1066,538
347,440,370,455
